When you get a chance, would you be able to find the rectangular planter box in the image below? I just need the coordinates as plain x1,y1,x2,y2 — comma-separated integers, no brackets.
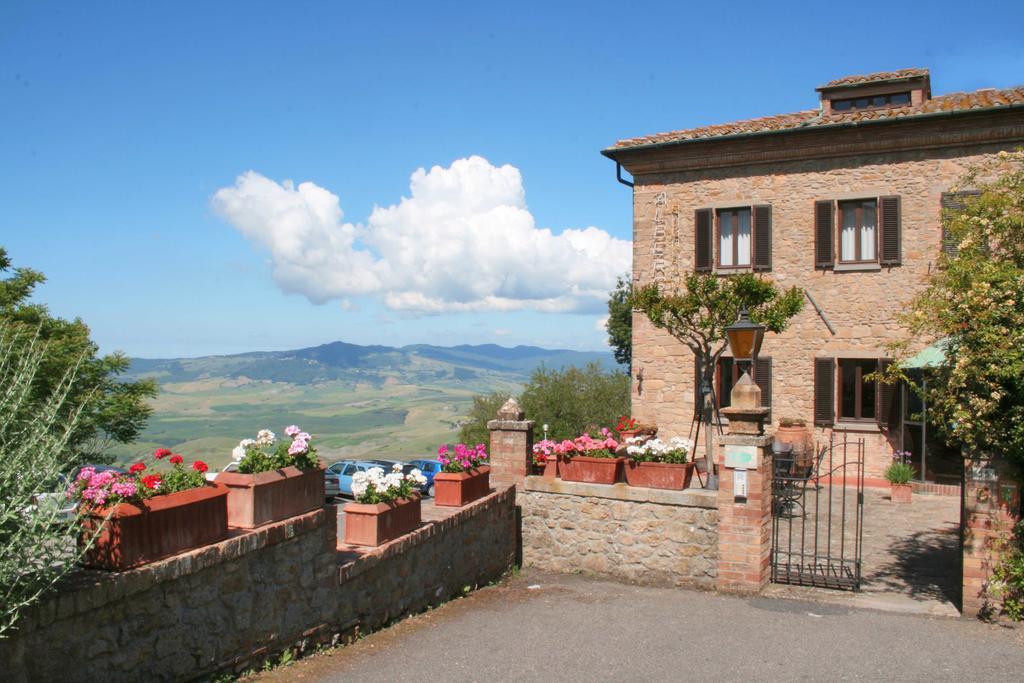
624,460,696,490
80,484,229,571
558,456,625,485
434,466,490,507
343,495,421,547
215,465,325,529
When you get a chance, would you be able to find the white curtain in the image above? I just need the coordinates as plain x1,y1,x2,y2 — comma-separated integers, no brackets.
841,205,857,261
736,209,751,266
862,203,876,261
720,212,734,266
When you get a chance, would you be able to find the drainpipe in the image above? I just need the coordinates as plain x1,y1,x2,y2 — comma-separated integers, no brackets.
615,162,634,188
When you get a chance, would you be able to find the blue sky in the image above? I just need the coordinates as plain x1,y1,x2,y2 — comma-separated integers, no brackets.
1,1,1022,358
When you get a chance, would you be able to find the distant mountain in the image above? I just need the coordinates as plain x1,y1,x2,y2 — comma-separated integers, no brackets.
125,341,618,386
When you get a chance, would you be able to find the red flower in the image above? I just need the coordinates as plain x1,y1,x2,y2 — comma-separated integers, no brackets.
129,462,146,474
154,447,172,459
169,454,184,465
192,461,209,473
141,474,162,490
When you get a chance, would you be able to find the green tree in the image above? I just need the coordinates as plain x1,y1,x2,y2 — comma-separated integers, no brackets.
886,150,1024,471
519,362,630,442
458,390,512,447
0,324,94,638
606,274,632,369
633,273,804,483
0,248,157,465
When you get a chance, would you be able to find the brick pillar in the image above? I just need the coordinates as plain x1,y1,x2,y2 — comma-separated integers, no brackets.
715,399,773,594
487,398,534,490
962,456,1021,618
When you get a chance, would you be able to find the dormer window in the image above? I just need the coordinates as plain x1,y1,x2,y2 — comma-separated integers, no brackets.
817,69,931,117
831,92,912,112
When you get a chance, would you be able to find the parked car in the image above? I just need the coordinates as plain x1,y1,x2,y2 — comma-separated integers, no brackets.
327,460,398,498
205,461,239,482
406,459,442,498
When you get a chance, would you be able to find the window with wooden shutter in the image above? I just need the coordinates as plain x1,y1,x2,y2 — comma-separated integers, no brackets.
753,357,772,419
813,358,835,426
941,191,980,257
879,195,901,265
876,359,901,430
695,209,713,272
753,205,772,271
815,200,834,269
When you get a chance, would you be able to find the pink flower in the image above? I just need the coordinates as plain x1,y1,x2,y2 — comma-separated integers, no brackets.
288,439,308,456
297,432,310,442
285,425,301,437
77,467,96,482
111,481,137,498
437,445,448,457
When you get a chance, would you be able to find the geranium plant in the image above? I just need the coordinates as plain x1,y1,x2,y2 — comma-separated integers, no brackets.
625,436,693,464
232,426,318,474
883,450,915,485
437,443,488,473
351,464,427,504
556,429,619,459
616,416,638,434
532,439,558,466
67,447,209,507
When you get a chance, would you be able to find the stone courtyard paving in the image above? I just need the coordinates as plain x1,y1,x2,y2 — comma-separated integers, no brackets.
768,487,961,616
250,570,1023,682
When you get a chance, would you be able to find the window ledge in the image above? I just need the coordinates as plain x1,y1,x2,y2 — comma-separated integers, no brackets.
833,421,881,433
834,263,882,273
714,267,754,275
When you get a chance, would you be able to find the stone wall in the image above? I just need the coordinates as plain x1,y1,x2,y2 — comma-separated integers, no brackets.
520,477,718,589
628,144,1020,481
0,487,516,682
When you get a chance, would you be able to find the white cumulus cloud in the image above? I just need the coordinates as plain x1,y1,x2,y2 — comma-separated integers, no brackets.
212,156,630,314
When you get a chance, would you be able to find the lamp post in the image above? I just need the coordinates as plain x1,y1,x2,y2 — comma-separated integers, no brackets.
724,307,766,385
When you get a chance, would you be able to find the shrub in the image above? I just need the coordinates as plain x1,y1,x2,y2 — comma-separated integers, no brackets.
883,450,915,485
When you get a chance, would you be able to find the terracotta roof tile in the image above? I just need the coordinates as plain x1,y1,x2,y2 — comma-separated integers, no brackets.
819,68,929,89
607,85,1024,152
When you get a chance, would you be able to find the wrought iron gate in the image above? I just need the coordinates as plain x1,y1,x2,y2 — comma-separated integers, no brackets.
770,436,865,590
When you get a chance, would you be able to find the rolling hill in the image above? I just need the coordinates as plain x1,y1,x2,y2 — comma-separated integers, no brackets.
114,341,616,469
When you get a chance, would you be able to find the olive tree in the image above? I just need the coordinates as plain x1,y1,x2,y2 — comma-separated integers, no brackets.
633,273,804,484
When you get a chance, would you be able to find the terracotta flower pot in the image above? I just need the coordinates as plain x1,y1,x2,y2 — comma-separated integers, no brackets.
215,465,325,529
558,455,625,485
80,484,229,571
542,455,560,479
775,423,813,468
890,483,913,503
343,495,421,547
434,467,491,507
624,460,695,490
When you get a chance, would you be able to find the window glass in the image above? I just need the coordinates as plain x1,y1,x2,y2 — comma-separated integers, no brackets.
841,204,858,261
342,464,356,476
717,208,751,267
736,209,751,266
861,201,876,261
720,211,734,267
839,359,878,420
833,99,852,111
890,92,910,105
839,199,878,263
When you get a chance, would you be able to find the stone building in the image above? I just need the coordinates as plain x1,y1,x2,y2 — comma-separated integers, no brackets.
603,69,1024,485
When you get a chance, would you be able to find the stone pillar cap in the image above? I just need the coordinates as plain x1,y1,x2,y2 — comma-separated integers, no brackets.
496,397,525,420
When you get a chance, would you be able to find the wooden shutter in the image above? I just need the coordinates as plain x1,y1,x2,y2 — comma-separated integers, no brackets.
754,357,772,419
815,200,834,269
879,195,901,265
876,359,901,430
695,209,713,272
813,358,835,426
753,205,772,271
941,191,980,257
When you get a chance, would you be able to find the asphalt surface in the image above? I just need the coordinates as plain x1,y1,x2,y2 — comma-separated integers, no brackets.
251,570,1024,682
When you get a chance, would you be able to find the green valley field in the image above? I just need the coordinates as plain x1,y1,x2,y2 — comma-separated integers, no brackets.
112,341,612,470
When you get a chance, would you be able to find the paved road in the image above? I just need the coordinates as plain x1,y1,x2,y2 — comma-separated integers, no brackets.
252,571,1024,682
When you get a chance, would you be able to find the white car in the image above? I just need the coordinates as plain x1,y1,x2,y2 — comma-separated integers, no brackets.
205,461,239,482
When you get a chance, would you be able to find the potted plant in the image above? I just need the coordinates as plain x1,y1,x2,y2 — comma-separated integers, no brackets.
343,464,426,546
884,450,915,503
69,449,228,571
215,426,325,528
775,417,813,467
532,439,559,478
623,436,695,490
434,443,491,506
615,416,658,443
557,429,625,485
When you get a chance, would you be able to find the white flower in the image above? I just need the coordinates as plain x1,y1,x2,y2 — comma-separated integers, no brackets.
392,463,403,472
239,438,256,448
352,481,368,497
384,472,404,490
256,429,276,446
232,445,246,460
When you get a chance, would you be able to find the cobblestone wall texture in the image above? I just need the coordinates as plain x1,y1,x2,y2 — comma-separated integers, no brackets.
629,145,1018,481
0,488,516,682
521,488,718,589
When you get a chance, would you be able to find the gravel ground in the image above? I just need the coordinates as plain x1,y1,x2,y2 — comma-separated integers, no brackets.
249,570,1024,683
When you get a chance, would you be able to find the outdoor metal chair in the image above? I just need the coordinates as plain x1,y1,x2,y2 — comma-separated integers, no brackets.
772,441,826,517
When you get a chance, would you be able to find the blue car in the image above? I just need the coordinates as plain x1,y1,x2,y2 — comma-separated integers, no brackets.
407,459,442,498
325,460,392,498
